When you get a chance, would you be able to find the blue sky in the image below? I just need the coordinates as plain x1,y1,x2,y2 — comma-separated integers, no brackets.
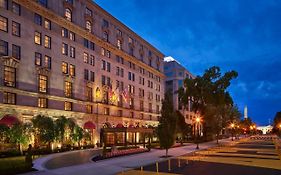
95,0,281,125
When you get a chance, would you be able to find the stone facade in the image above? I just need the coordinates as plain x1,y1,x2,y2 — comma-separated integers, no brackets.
0,0,165,144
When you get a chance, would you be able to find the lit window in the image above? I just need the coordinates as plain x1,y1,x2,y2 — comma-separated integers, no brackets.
38,75,48,93
62,28,68,37
0,40,8,56
69,31,75,41
65,8,72,21
83,52,89,63
62,43,68,55
12,44,20,60
62,62,68,74
44,19,51,30
64,101,72,111
4,66,16,87
117,39,122,50
86,21,91,32
70,46,75,58
38,98,47,108
12,2,21,15
35,52,42,66
44,55,51,69
64,81,72,97
101,48,105,56
0,15,8,32
12,21,20,36
34,31,41,45
3,92,16,104
128,37,133,44
44,35,51,49
69,64,75,76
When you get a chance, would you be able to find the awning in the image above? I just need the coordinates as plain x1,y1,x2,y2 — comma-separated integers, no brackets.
128,124,135,128
84,121,96,129
116,123,124,128
0,115,20,127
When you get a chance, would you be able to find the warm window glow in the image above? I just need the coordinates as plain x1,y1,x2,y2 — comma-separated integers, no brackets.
86,21,92,32
4,66,16,87
64,81,72,97
34,31,41,45
117,39,122,50
0,15,8,32
64,101,72,111
65,8,72,21
38,75,47,93
62,62,68,74
38,98,47,108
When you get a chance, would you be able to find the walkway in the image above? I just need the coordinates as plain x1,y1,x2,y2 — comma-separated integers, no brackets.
22,138,233,175
122,135,281,175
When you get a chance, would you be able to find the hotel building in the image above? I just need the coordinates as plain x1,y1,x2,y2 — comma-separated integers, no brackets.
0,0,165,145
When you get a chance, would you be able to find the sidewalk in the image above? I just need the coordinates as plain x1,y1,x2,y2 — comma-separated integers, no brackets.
22,138,233,175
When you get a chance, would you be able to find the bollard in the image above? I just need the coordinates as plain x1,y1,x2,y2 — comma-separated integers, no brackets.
168,159,171,171
140,166,143,171
178,158,181,167
156,162,159,173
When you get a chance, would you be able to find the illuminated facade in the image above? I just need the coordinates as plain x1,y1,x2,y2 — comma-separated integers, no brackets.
0,0,164,144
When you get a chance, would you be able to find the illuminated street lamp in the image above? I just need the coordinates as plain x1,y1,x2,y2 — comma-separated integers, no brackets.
230,123,235,141
195,117,201,149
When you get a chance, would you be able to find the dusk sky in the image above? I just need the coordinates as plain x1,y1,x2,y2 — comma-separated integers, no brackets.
95,0,281,125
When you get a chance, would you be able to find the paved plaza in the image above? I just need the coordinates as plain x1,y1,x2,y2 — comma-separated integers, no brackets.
21,136,281,175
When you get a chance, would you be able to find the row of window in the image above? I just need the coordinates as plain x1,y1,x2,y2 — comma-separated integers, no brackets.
0,16,21,37
0,40,21,59
0,0,20,15
3,90,160,114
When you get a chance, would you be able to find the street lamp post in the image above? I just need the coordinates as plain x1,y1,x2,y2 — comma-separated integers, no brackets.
195,117,201,149
230,123,235,141
95,87,101,145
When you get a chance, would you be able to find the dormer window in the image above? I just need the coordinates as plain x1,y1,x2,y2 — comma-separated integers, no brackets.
103,31,109,42
86,21,92,32
65,8,72,21
85,7,92,16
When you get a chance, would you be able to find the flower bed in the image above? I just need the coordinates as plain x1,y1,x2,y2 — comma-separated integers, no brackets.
104,148,147,158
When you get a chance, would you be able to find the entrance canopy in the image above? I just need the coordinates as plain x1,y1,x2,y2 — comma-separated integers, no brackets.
84,121,96,130
0,115,20,127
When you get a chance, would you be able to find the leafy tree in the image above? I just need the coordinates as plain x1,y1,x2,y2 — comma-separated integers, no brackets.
272,112,281,136
157,92,177,157
0,124,9,143
54,116,68,143
8,123,30,154
72,125,83,147
175,111,192,141
32,115,55,149
178,66,238,140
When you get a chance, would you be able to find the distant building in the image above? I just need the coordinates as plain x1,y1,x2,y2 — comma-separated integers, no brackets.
257,125,273,134
164,57,202,137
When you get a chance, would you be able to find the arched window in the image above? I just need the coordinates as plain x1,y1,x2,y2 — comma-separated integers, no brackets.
65,8,72,21
86,21,92,32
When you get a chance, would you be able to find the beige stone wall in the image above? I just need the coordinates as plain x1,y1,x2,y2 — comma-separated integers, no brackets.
0,0,164,143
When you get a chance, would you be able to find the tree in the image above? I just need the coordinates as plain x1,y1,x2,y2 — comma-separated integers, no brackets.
8,123,30,154
178,66,238,140
157,92,177,157
175,111,192,141
32,115,55,149
72,125,83,147
272,112,281,136
0,124,9,144
54,116,68,144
